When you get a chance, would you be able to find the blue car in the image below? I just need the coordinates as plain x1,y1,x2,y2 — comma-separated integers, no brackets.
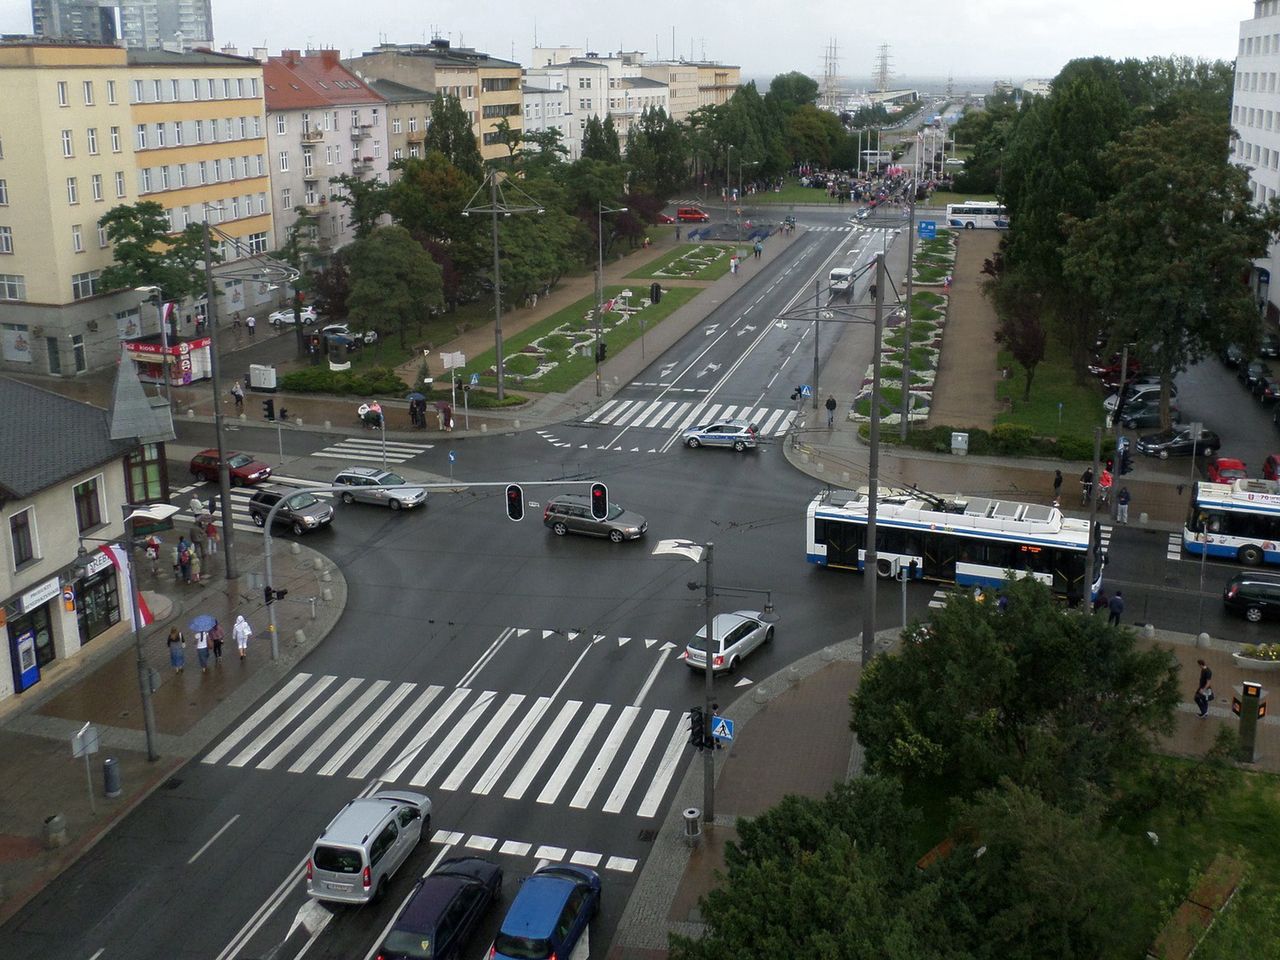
488,864,600,960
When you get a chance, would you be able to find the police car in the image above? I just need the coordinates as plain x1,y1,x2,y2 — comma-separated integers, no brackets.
681,418,758,451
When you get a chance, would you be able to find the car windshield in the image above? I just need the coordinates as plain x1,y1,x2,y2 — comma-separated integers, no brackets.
381,929,435,959
607,505,625,521
380,473,406,486
313,845,361,873
492,934,551,959
287,493,320,509
228,453,253,468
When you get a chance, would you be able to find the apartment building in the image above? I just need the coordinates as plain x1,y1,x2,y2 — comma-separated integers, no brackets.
31,0,214,50
692,61,741,108
1234,0,1280,322
0,40,273,377
638,61,699,122
344,40,522,164
362,78,434,169
523,58,609,160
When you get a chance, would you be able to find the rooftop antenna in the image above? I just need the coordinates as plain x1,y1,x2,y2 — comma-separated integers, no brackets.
533,15,538,49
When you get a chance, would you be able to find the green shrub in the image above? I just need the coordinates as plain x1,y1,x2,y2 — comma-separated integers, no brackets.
279,365,407,396
991,423,1035,454
504,353,540,375
540,334,572,352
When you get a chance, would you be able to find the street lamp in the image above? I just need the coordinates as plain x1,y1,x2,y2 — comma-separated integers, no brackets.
73,501,179,762
135,286,172,408
462,170,544,401
595,202,628,398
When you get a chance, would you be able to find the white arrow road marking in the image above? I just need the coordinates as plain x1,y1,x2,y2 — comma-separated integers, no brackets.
644,638,659,649
704,325,719,336
736,324,756,336
515,628,529,637
734,676,753,687
617,636,631,646
287,898,333,944
633,645,675,706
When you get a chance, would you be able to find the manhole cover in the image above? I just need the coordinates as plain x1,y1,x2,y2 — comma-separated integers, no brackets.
162,777,183,790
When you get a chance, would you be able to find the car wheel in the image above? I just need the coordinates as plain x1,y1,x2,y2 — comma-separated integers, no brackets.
341,492,354,504
292,521,305,536
733,440,747,452
389,499,402,511
686,437,700,448
374,876,388,902
1247,606,1264,623
1159,450,1169,460
251,513,265,527
553,521,568,536
727,656,739,673
1240,544,1264,566
609,529,624,543
764,626,775,643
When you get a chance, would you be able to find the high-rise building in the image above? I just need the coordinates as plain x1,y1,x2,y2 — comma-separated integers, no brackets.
31,0,120,44
31,0,214,50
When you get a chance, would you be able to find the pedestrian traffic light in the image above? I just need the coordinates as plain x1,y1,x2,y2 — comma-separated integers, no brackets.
595,341,607,363
262,398,275,421
589,482,608,520
650,281,662,304
689,705,705,749
505,483,524,522
263,585,288,605
790,385,803,401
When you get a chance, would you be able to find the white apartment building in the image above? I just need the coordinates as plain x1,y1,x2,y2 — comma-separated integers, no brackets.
1233,0,1280,321
523,58,610,160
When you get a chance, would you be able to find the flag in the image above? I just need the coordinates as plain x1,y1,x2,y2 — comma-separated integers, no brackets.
103,544,154,626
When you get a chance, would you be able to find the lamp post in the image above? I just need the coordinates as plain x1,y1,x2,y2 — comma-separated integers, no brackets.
595,202,628,398
135,286,172,408
75,502,179,762
462,170,544,401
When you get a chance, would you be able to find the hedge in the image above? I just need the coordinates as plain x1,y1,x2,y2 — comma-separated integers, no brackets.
278,366,407,396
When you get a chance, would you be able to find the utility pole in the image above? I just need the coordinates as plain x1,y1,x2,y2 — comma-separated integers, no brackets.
812,279,821,410
901,186,917,439
862,252,886,666
702,542,716,824
490,175,505,401
202,221,238,579
1083,426,1102,612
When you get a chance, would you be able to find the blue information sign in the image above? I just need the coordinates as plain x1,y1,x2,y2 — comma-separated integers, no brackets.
918,220,937,239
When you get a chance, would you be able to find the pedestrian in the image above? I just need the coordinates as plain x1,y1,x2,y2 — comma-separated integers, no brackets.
233,615,253,660
1053,469,1063,500
145,534,162,575
825,394,837,427
1194,658,1214,718
1107,590,1125,626
190,522,208,558
189,494,205,516
1117,486,1131,524
675,225,681,241
188,548,202,584
1080,467,1094,505
869,282,877,301
167,627,185,673
442,403,453,431
177,537,192,583
232,310,242,329
210,620,224,661
195,630,211,672
231,380,244,413
1098,468,1113,507
245,314,256,337
206,519,220,555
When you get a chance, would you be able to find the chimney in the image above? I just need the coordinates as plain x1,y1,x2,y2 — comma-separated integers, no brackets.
281,49,301,66
220,43,238,57
252,46,268,61
320,49,339,67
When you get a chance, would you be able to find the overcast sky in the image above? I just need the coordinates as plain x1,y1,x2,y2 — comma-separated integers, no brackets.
0,0,1250,83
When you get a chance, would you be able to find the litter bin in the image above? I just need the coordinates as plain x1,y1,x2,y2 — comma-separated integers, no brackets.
951,431,969,456
683,807,702,846
103,757,122,799
43,813,67,848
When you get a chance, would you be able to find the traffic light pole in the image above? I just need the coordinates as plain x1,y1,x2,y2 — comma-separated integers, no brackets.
702,542,716,824
202,220,238,581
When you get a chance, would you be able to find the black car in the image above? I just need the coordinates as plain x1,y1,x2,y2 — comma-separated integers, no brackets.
1121,401,1181,430
377,857,503,960
1224,573,1280,622
1135,427,1221,459
1240,359,1271,391
1258,370,1280,404
1262,333,1280,358
1220,343,1245,367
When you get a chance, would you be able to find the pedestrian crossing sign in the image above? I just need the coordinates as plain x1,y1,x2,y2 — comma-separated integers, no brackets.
712,716,734,742
799,385,813,398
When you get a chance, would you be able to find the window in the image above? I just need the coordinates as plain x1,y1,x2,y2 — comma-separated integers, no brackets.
178,164,187,187
371,108,379,126
222,78,232,99
57,80,68,105
61,129,75,157
192,77,201,100
152,79,162,101
91,174,102,201
392,117,401,134
10,508,35,567
253,115,262,137
198,161,207,184
67,177,79,204
87,127,98,154
173,121,183,146
72,224,83,252
224,118,233,140
250,77,259,97
237,77,245,98
334,144,341,163
106,79,117,104
256,192,266,214
247,231,268,254
171,78,181,101
392,147,402,160
71,271,99,300
194,119,204,143
115,170,126,198
211,159,221,182
136,124,147,150
110,126,120,152
72,333,86,373
373,139,381,158
239,116,247,139
281,187,291,209
408,116,417,132
0,226,11,254
141,168,152,192
255,154,265,176
132,79,144,103
279,150,289,172
230,196,240,219
275,114,286,135
351,109,360,128
82,80,94,105
159,166,170,189
0,275,26,300
97,225,108,248
207,78,217,99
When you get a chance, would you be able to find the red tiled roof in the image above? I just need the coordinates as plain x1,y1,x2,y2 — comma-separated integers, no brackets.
263,49,385,110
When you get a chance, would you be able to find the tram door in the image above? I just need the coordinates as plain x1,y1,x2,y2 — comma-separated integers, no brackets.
923,533,956,583
823,520,864,570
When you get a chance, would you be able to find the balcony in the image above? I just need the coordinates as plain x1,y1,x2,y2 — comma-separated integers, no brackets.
406,129,425,143
350,123,372,142
302,128,324,143
353,160,373,174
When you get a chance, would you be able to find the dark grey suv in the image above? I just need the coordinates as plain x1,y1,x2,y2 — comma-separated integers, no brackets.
248,488,335,535
542,494,647,542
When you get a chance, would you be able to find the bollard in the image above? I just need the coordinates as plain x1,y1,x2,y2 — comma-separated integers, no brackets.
294,628,308,645
821,645,837,661
309,597,317,620
324,420,331,430
187,408,196,418
290,542,301,555
321,570,332,582
480,423,488,433
1141,624,1155,639
321,587,333,602
103,757,122,798
1197,632,1211,648
753,685,770,704
683,807,702,846
1139,512,1149,525
43,814,67,848
238,413,246,421
841,471,850,484
312,557,323,571
295,417,303,426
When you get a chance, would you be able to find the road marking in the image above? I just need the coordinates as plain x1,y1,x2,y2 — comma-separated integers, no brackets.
602,709,670,813
227,675,338,768
202,673,313,765
345,684,440,779
470,695,553,795
632,644,675,706
288,679,389,774
505,700,583,800
537,702,611,804
636,716,691,818
457,627,514,688
439,692,526,790
380,687,470,783
605,855,638,873
187,814,240,865
256,677,361,770
568,705,639,809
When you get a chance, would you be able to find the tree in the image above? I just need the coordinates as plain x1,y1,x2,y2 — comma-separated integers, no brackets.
519,127,569,173
424,93,483,180
344,225,443,348
1063,110,1280,426
985,255,1047,400
785,104,844,167
310,251,351,321
328,173,388,240
850,577,1181,808
768,71,820,111
581,115,620,164
625,106,686,199
491,116,522,160
97,200,210,301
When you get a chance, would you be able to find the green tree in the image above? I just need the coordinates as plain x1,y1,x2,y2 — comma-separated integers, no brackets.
97,200,210,300
519,127,569,174
1063,110,1280,425
491,116,522,160
344,225,443,348
767,70,820,111
424,93,483,179
581,115,621,163
985,254,1047,401
328,173,389,240
785,104,845,167
850,577,1181,807
625,106,686,199
310,250,351,321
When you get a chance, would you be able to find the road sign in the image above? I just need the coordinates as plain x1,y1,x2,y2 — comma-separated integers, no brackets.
712,716,735,742
799,384,813,398
440,350,466,370
448,450,456,464
470,373,479,386
918,220,937,239
72,721,99,758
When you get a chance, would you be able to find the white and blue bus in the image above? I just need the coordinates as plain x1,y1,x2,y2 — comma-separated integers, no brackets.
1185,479,1280,566
806,488,1102,598
945,200,1009,229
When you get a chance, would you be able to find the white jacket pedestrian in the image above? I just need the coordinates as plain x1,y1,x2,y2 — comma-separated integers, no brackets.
233,615,253,659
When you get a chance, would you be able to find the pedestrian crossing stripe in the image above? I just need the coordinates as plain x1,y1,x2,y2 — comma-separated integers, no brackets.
1167,532,1184,561
427,829,637,873
582,399,796,437
310,436,434,465
201,673,691,819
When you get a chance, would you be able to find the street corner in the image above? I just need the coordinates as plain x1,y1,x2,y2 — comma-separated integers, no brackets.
667,822,736,927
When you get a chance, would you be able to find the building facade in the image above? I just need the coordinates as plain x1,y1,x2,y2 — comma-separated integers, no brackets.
523,59,609,160
1234,0,1280,322
31,0,214,49
639,61,699,122
362,78,434,170
693,61,740,108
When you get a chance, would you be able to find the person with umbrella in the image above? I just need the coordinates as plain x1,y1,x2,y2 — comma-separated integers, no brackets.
190,614,217,672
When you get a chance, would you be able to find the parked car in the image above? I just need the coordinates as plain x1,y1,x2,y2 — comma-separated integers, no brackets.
1262,332,1280,358
542,494,647,542
1104,381,1174,413
1257,369,1280,403
248,487,335,534
1087,353,1141,380
1223,572,1280,622
268,305,317,326
1136,426,1221,459
1207,457,1248,484
306,789,430,905
1220,342,1246,367
321,323,379,345
682,418,758,451
1239,359,1271,391
1120,400,1180,430
656,213,676,224
376,857,502,960
189,449,271,486
333,467,427,510
489,864,600,960
684,610,776,673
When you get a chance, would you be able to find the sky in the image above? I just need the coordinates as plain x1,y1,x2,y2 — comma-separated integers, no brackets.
0,0,1252,85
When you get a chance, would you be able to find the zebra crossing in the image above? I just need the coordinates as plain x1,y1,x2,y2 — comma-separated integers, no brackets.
171,478,333,536
804,224,856,232
201,671,690,819
1167,532,1184,562
309,436,434,465
582,398,797,437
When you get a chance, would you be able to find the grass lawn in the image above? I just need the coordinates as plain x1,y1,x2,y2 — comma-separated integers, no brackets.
926,190,997,208
997,340,1104,442
751,179,844,205
626,243,733,281
460,284,703,393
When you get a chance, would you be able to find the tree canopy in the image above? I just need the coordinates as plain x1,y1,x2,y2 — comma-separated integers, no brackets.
344,225,443,348
97,200,210,301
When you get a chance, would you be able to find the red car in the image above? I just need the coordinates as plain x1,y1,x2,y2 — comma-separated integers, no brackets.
676,206,710,222
1207,457,1247,484
656,213,676,224
1265,454,1280,481
189,449,272,486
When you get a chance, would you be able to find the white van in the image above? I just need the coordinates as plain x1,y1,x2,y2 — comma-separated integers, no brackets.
306,789,431,904
829,267,853,298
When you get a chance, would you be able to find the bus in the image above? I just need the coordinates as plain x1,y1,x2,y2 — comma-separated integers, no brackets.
806,488,1102,598
945,201,1009,230
1185,479,1280,566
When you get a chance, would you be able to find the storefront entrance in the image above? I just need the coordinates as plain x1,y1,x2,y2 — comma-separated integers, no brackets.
77,566,121,644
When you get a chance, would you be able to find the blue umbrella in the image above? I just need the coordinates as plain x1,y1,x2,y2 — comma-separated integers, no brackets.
405,391,426,402
189,614,217,632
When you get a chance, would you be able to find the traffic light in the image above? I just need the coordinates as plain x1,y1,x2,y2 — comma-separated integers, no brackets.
262,398,275,421
589,482,608,520
790,385,803,401
505,483,524,522
595,341,607,363
689,706,705,749
263,585,287,605
650,281,662,304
